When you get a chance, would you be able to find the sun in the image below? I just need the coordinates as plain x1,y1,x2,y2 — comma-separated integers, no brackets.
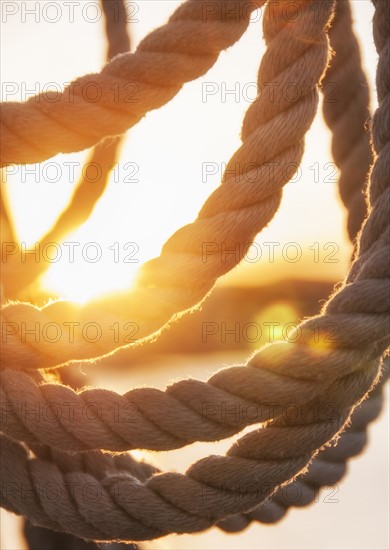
40,225,143,303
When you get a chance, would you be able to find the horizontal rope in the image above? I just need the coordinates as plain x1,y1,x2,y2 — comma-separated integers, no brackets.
0,0,264,167
2,299,389,451
0,356,385,541
2,357,387,539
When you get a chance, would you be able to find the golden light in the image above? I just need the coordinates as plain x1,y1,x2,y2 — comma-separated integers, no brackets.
252,301,300,349
1,1,376,304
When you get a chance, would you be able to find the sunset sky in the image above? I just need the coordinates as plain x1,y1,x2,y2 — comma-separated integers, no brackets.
1,0,378,301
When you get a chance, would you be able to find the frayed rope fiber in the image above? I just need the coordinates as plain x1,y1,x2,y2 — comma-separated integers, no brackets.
1,0,389,543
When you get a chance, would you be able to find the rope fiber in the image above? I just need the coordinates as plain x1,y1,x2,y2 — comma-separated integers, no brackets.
1,0,338,371
0,0,264,167
1,0,389,544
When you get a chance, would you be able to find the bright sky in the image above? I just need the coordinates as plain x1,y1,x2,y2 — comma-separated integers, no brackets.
0,1,378,301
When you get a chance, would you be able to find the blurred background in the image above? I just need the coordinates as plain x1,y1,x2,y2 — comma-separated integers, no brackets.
1,1,389,549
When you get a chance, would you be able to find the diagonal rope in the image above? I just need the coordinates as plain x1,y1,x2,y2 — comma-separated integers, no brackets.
0,0,265,167
1,0,336,371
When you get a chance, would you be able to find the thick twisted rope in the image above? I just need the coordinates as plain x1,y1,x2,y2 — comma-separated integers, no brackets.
0,0,264,167
1,325,388,452
2,358,388,540
222,356,389,530
3,0,382,456
1,1,388,454
1,0,336,371
226,0,386,529
322,0,372,243
0,357,385,541
1,0,389,541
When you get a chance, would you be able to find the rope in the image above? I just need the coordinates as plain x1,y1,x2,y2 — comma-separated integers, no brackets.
1,0,336,371
102,0,131,60
0,0,264,167
3,1,380,462
1,0,390,541
224,0,386,529
3,359,388,540
322,0,372,243
222,356,389,530
0,359,385,541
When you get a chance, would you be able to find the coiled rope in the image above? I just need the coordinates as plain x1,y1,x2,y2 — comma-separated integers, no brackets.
229,0,384,528
223,356,389,530
1,0,389,542
1,0,337,371
2,0,381,458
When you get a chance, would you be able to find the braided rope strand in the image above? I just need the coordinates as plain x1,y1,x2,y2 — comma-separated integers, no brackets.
225,0,386,529
1,0,390,542
0,0,264,166
222,356,389,530
322,0,372,243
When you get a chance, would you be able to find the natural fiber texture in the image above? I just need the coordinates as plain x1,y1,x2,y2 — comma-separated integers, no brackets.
229,0,388,528
3,2,384,462
1,0,389,544
0,0,264,166
223,356,389,530
322,0,372,243
1,0,335,371
2,360,388,540
1,0,390,541
0,359,386,541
